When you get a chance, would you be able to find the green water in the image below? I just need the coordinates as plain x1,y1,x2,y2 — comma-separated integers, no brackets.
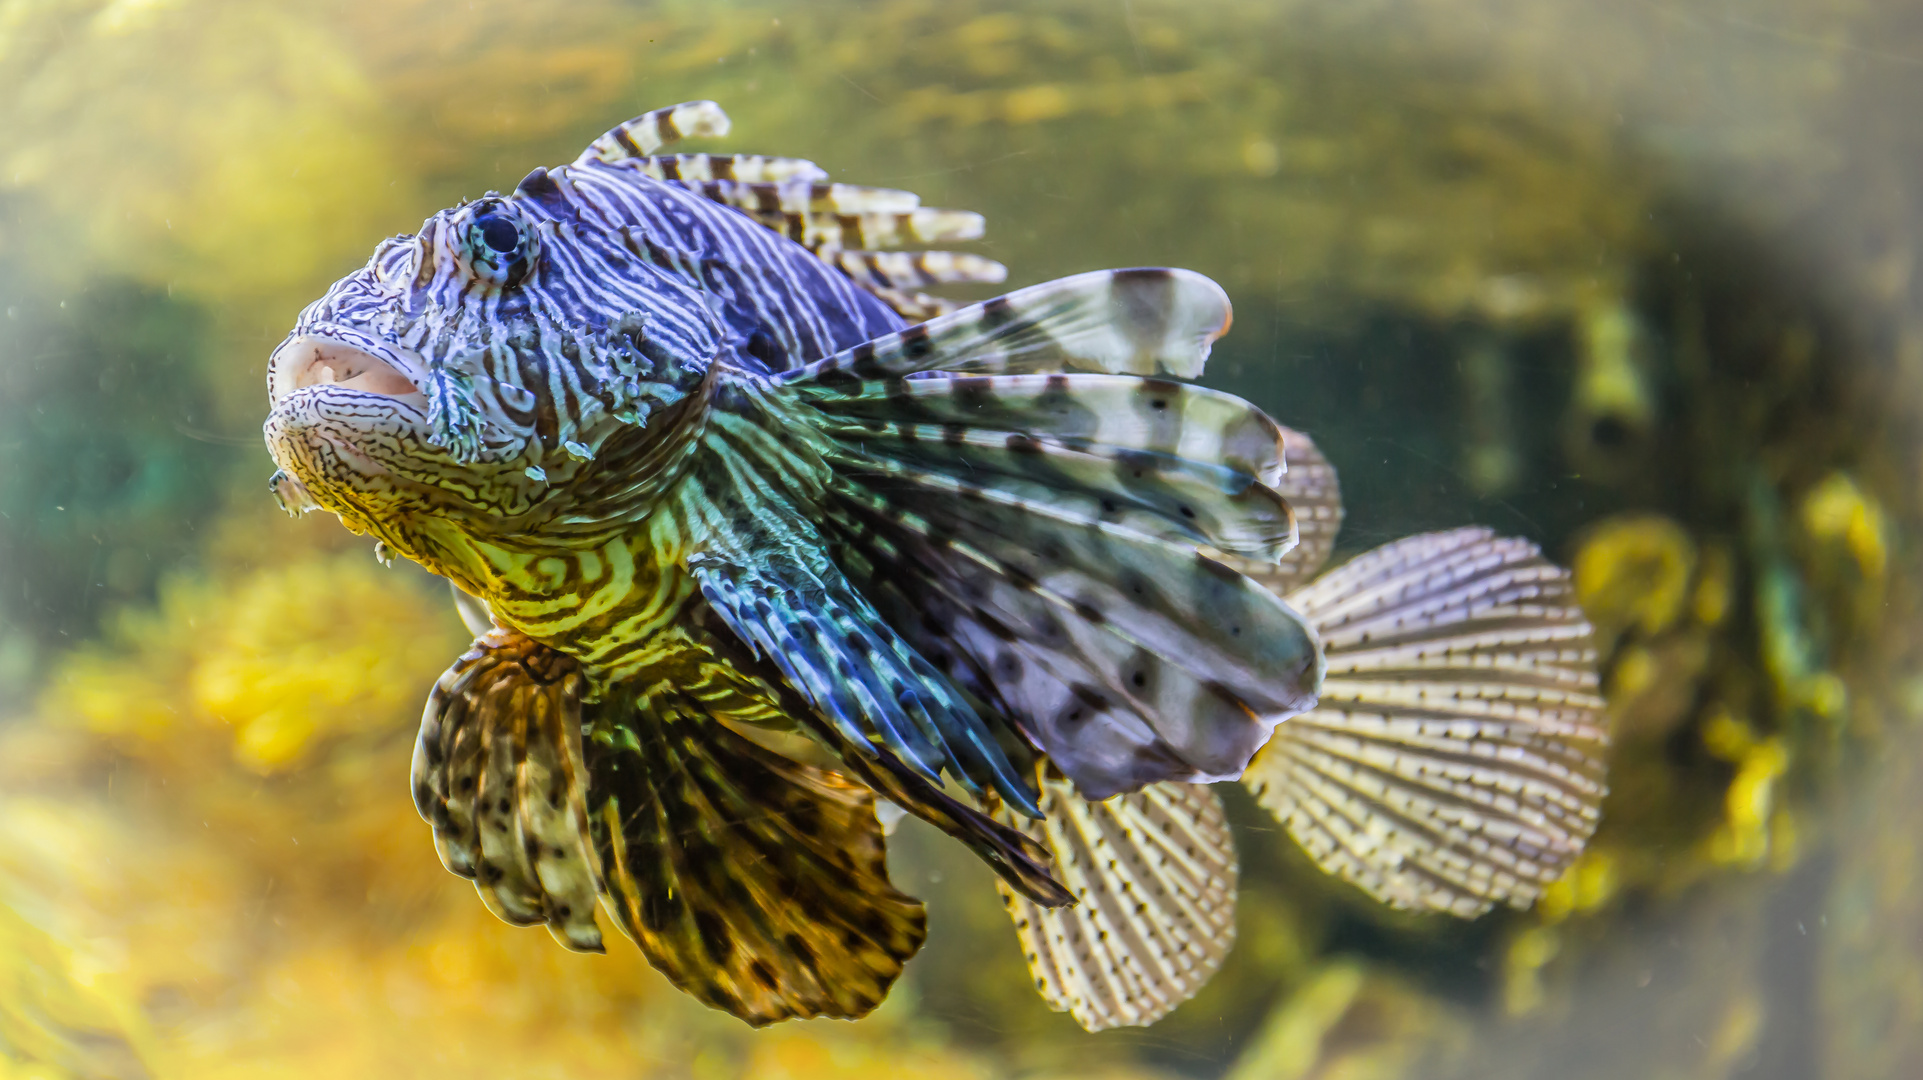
1,1,1918,1077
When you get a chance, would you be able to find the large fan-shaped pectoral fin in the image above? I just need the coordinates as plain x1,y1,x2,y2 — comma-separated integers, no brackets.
412,630,607,953
584,689,927,1025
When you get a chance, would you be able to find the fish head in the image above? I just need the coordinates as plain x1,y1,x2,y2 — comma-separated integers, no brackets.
262,175,721,571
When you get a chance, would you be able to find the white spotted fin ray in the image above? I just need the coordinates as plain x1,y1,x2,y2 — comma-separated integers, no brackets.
993,775,1236,1032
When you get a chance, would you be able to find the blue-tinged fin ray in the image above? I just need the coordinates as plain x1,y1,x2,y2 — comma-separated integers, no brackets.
1244,527,1610,916
746,279,1321,799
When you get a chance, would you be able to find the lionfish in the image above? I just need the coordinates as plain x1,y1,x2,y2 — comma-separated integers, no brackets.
262,101,1609,1030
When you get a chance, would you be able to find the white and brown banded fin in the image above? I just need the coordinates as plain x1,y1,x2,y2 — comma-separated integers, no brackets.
783,268,1233,382
856,285,958,322
754,207,987,252
1245,528,1609,917
575,100,730,165
822,250,1008,291
630,153,828,184
412,631,607,953
802,374,1296,562
1211,425,1344,592
994,776,1236,1031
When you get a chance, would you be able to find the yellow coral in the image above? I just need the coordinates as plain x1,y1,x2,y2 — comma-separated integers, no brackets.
1574,514,1697,642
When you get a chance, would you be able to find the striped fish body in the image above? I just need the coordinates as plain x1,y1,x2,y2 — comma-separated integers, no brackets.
260,102,1608,1030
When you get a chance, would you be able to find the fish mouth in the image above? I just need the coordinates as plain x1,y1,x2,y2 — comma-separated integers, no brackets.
269,332,429,408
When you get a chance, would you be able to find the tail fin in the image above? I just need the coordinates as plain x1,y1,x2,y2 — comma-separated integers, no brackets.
1244,528,1609,916
994,775,1236,1031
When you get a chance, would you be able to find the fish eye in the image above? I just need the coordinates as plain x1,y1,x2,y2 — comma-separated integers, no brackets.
476,214,520,254
456,199,539,288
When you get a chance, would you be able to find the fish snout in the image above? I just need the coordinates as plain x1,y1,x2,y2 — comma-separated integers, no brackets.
269,334,427,406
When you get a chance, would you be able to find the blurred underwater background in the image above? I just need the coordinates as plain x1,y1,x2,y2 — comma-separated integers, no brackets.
2,0,1921,1076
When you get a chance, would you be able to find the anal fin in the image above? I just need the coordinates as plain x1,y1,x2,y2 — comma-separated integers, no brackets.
994,774,1237,1031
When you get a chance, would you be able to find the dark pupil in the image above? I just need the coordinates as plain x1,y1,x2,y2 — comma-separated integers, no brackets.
477,215,520,255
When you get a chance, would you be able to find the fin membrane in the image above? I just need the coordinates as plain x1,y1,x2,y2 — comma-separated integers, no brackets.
995,775,1237,1031
761,319,1319,799
1245,527,1609,916
412,631,606,953
586,684,928,1025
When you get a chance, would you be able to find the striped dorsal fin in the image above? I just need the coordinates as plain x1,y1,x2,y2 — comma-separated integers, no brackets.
1245,527,1609,916
575,100,731,165
631,152,827,184
575,99,1002,321
994,775,1237,1031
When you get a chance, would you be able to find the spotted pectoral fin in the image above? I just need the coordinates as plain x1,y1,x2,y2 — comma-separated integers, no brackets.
1246,528,1610,916
781,268,1233,381
585,690,927,1025
412,631,607,953
994,775,1237,1031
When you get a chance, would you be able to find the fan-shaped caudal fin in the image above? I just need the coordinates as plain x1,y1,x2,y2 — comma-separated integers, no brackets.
994,774,1237,1031
1244,528,1610,917
782,268,1233,382
411,630,606,953
585,682,928,1025
574,100,731,165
